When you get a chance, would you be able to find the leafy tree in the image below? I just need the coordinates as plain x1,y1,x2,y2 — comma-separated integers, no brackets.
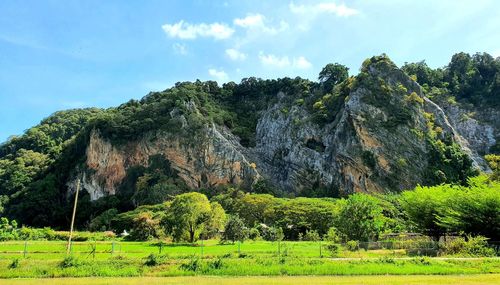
237,194,279,226
89,208,119,231
437,176,500,240
318,63,349,92
402,61,444,90
221,215,248,243
336,194,386,241
400,185,452,240
129,211,162,240
165,192,215,242
204,202,227,239
485,154,500,181
273,198,339,240
0,149,50,195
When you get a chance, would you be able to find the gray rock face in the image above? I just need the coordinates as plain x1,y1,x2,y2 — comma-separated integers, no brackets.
440,102,497,170
68,59,491,200
252,61,481,195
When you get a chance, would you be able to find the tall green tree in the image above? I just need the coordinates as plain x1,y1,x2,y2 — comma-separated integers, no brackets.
165,192,224,242
318,63,349,92
221,215,248,243
336,194,386,241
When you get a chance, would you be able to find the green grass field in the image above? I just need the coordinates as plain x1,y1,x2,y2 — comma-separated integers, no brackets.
0,240,409,260
0,275,500,285
0,240,499,278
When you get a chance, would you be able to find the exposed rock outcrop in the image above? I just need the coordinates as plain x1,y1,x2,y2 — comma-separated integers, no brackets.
68,57,485,199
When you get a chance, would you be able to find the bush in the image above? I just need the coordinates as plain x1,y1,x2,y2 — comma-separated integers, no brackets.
325,243,340,257
209,257,224,269
248,227,261,240
221,215,248,243
303,230,321,241
144,253,168,266
324,227,341,243
345,240,359,251
8,259,20,269
60,256,83,268
180,256,202,272
440,235,495,257
261,227,284,242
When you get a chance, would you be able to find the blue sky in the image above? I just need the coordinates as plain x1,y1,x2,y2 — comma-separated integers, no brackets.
1,0,499,142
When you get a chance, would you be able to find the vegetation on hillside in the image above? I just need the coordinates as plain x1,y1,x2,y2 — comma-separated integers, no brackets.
0,53,498,230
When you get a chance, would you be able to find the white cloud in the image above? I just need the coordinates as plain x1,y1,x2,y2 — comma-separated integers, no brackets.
289,1,359,17
259,52,312,69
172,43,187,55
225,48,247,61
234,14,288,35
208,68,229,81
259,53,291,68
293,56,312,69
162,20,234,40
234,14,265,28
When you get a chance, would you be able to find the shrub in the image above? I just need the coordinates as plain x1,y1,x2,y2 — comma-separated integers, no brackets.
180,256,202,272
261,227,284,242
144,253,168,266
303,230,321,241
209,257,224,269
8,259,20,269
128,212,162,241
221,215,248,243
440,235,495,257
324,227,341,243
60,256,83,268
325,243,340,257
345,240,360,251
248,227,261,240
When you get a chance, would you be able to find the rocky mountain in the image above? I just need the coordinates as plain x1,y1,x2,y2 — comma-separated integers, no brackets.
1,53,498,227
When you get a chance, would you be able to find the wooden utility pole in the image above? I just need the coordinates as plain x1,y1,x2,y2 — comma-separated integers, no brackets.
66,179,80,255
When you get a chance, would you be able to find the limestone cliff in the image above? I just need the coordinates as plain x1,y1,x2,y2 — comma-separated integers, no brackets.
68,125,260,199
67,56,484,199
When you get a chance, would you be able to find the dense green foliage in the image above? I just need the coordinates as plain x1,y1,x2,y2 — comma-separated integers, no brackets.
401,176,500,241
221,215,248,243
164,192,225,242
403,52,500,107
0,109,103,219
0,52,496,232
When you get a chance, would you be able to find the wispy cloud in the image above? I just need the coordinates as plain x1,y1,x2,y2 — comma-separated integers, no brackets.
293,56,312,69
225,48,247,61
258,52,312,69
208,68,229,81
162,20,234,40
172,43,188,55
289,1,359,17
234,14,288,35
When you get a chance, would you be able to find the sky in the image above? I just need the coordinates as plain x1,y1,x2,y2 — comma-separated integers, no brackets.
1,0,499,142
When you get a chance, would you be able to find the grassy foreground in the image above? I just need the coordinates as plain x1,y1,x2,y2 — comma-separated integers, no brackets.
1,240,499,278
0,275,500,285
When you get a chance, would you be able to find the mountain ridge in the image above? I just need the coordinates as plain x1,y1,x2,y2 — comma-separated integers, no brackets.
1,52,498,228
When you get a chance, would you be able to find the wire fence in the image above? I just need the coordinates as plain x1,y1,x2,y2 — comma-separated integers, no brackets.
0,240,498,260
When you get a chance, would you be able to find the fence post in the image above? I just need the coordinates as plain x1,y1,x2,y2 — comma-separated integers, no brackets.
238,241,241,255
111,241,115,256
319,241,322,258
200,239,204,258
158,242,163,254
23,241,27,258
